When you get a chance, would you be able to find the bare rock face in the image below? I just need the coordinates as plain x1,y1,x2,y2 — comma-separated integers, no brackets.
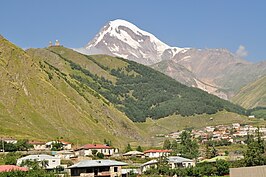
76,19,266,99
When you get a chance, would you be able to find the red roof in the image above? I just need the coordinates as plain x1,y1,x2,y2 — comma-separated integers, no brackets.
144,149,172,153
78,144,112,150
0,165,28,172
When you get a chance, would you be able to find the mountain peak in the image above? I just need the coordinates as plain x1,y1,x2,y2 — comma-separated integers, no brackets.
108,19,147,34
78,19,185,65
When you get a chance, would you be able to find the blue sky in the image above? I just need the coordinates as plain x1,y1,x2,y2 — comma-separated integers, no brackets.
1,0,266,62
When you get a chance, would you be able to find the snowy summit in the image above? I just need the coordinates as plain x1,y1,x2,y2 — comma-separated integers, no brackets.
76,19,187,65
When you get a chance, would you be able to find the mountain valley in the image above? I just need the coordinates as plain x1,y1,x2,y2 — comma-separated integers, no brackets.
77,19,266,100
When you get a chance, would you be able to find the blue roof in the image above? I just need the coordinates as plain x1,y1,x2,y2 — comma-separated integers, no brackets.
68,160,127,168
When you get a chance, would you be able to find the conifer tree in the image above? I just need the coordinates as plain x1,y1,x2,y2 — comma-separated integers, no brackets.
244,127,265,166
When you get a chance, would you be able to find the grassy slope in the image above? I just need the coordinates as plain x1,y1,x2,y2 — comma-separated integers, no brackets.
0,36,147,147
232,76,266,108
0,38,252,147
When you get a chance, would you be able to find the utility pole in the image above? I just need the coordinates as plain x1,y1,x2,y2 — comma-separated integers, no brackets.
1,138,4,153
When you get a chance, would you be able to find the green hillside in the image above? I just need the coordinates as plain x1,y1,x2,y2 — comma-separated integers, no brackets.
0,36,147,146
28,46,246,123
136,111,252,137
232,76,266,108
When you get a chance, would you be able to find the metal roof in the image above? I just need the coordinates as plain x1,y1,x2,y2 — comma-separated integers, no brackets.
68,160,127,168
141,159,158,167
168,156,194,163
18,154,59,161
141,156,193,167
123,151,144,156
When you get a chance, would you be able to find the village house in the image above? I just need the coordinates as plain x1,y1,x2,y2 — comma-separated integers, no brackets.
68,160,127,177
232,123,241,130
54,150,75,160
123,150,144,158
17,154,61,170
28,141,46,151
140,159,158,173
75,144,117,157
141,156,195,173
205,126,215,133
168,156,195,168
1,138,17,144
45,140,72,150
144,149,172,158
166,130,184,139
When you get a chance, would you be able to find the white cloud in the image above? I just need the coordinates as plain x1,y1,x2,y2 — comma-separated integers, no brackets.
236,45,248,58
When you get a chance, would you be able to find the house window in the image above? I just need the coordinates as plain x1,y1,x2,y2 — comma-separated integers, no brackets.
52,160,55,162
114,167,118,172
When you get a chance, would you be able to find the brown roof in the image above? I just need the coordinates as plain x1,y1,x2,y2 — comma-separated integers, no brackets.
78,144,112,150
28,141,45,145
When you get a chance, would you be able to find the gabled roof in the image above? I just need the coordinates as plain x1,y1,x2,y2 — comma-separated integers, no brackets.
18,154,59,161
78,144,113,150
168,156,194,163
144,149,172,153
0,165,28,172
123,151,144,156
68,160,127,168
45,141,71,146
141,156,193,167
141,159,158,167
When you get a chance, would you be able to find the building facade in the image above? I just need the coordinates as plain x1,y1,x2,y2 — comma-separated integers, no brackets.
69,160,127,177
75,144,116,157
17,154,60,170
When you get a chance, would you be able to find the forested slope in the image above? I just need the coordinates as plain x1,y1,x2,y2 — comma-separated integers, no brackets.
29,46,246,122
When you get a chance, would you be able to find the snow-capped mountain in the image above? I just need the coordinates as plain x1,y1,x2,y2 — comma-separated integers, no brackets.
76,19,266,100
77,19,187,65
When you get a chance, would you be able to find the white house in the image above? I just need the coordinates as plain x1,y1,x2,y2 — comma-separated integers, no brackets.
141,156,195,173
144,149,172,158
2,138,17,144
68,160,127,177
28,141,46,151
75,144,117,157
232,123,241,130
45,141,72,150
168,156,195,168
140,159,158,173
205,126,215,132
54,150,75,159
17,154,61,170
123,151,144,157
